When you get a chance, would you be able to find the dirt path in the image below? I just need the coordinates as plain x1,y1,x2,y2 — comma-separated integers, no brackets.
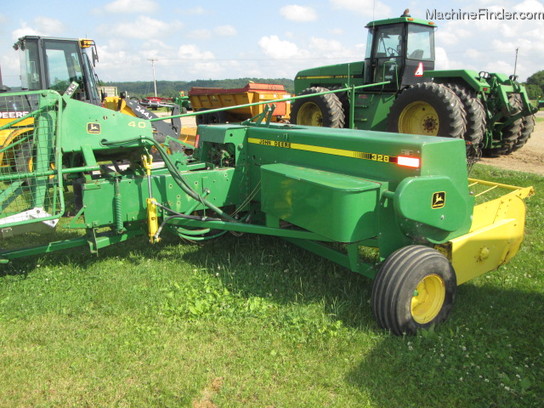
479,112,544,176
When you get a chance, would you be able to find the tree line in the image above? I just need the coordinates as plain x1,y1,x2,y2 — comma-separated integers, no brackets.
525,70,544,100
103,78,294,99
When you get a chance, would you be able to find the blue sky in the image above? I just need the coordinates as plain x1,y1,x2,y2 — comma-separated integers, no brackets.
1,0,543,87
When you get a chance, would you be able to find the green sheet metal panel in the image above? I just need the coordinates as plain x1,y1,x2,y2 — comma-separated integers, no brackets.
260,163,381,243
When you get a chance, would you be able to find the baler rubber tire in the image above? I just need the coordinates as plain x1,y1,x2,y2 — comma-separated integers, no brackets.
291,86,345,128
445,83,486,162
371,245,457,335
512,114,535,152
387,82,466,139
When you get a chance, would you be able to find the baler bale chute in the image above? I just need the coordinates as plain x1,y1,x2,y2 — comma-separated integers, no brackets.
0,86,534,335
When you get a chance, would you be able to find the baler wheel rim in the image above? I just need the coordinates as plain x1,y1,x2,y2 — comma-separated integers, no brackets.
411,274,446,324
371,245,457,335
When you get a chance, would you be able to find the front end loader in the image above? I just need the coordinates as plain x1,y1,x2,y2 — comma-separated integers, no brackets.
0,36,182,162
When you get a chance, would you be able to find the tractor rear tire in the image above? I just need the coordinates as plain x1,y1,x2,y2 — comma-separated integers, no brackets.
330,86,351,128
387,82,466,139
512,114,535,152
446,83,486,163
291,87,345,128
371,245,457,335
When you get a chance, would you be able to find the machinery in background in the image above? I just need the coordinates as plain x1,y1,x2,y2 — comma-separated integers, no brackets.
1,35,181,153
292,12,537,163
189,82,290,124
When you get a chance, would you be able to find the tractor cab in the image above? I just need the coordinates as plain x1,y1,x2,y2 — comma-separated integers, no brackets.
13,36,102,105
364,16,436,90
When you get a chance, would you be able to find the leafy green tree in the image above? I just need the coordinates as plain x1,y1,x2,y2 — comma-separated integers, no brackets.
524,84,542,100
526,70,544,97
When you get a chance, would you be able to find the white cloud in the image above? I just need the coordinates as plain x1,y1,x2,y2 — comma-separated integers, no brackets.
429,0,544,80
214,25,237,37
187,29,212,40
34,17,64,34
434,46,450,70
258,35,300,59
179,7,206,15
187,25,236,40
280,5,318,22
105,16,182,39
435,25,471,46
140,39,174,60
329,0,391,18
12,17,64,40
103,0,158,13
174,45,222,77
177,44,215,61
328,28,344,35
308,37,357,59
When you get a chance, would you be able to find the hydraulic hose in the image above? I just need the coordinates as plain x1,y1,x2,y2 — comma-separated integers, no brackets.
100,136,237,222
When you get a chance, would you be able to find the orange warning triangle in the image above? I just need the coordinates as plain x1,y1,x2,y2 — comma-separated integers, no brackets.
415,62,424,77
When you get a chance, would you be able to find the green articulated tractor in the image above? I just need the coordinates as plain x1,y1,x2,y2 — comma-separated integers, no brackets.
292,12,537,163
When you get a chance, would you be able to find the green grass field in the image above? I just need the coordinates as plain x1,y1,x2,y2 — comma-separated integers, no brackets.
1,164,543,407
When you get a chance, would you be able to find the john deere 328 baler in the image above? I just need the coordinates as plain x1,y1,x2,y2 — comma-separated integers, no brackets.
0,87,533,334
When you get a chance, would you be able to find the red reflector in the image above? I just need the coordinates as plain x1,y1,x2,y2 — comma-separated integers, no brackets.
397,156,420,168
195,133,200,148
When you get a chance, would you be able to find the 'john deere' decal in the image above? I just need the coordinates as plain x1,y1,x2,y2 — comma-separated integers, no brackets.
432,191,446,209
87,123,101,134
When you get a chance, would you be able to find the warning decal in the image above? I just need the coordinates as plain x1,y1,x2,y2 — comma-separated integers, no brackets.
415,62,424,77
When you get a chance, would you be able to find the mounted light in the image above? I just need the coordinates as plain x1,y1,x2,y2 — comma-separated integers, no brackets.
397,156,421,168
79,39,95,48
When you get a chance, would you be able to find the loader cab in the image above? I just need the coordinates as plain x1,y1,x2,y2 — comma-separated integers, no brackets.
14,36,101,105
364,17,436,91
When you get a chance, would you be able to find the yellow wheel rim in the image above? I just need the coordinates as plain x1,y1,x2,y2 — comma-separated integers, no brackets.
411,274,446,324
398,101,439,135
297,102,323,126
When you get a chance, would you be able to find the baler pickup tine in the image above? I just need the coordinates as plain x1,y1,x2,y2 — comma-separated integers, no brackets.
473,184,498,198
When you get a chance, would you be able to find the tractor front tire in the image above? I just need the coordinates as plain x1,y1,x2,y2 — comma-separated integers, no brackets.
446,83,486,162
371,245,457,335
291,87,345,128
512,113,535,152
485,93,523,156
387,82,466,139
